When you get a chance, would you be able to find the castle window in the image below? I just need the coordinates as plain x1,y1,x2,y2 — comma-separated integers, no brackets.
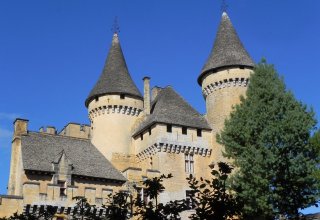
186,190,195,208
120,94,125,99
58,180,66,197
95,97,99,102
167,125,172,133
148,128,152,135
185,154,194,173
140,133,143,140
136,187,148,205
197,129,202,137
182,127,187,135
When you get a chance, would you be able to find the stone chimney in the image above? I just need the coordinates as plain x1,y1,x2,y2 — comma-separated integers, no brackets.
13,118,29,137
39,126,56,134
46,126,56,135
151,86,162,101
143,77,151,115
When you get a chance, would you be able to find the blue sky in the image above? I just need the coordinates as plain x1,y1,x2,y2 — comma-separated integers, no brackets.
0,0,319,214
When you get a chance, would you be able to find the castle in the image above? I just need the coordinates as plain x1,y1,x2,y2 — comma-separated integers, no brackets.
0,12,254,218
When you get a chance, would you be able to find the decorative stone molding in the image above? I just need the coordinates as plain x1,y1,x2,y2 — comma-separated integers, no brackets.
89,105,143,120
202,77,249,97
23,204,108,217
137,142,212,162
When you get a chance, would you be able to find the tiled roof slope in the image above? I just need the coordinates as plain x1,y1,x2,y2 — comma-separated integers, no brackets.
21,132,126,182
85,33,142,107
198,12,254,85
133,87,211,136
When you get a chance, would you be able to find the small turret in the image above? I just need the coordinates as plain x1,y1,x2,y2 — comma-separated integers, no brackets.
86,32,143,161
199,12,254,161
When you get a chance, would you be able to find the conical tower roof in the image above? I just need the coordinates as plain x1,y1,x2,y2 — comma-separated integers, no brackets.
85,33,142,107
198,12,254,85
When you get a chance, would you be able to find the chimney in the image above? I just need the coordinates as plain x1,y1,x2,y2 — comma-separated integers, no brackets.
13,118,29,137
46,126,56,135
143,77,151,115
151,86,162,101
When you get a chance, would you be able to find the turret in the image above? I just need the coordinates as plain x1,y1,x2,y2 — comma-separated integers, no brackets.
86,32,143,161
199,12,254,160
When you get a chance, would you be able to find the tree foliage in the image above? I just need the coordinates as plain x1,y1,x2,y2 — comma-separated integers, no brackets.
103,192,132,220
2,164,239,220
134,173,187,220
1,206,57,220
217,60,320,219
187,162,242,220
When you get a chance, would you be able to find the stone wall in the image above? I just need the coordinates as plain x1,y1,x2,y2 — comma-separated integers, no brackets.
202,67,252,161
0,195,23,218
59,123,91,139
88,94,143,161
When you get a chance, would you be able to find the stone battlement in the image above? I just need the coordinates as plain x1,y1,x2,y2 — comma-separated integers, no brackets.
202,77,249,97
89,104,143,121
137,141,212,161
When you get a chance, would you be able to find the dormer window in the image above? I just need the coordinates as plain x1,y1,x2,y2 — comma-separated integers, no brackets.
58,180,66,196
120,94,125,99
197,129,202,137
182,127,187,135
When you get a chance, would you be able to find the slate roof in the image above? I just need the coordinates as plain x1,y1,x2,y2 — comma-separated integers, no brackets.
198,12,254,85
85,33,142,107
21,132,126,182
133,87,211,136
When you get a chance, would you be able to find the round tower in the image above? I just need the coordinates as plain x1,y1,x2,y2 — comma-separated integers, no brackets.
85,33,143,161
198,12,254,158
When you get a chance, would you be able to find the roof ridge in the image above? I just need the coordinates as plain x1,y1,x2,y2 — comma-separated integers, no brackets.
27,131,90,142
133,86,211,136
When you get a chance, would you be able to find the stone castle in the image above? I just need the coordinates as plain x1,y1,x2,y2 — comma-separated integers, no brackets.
0,12,254,218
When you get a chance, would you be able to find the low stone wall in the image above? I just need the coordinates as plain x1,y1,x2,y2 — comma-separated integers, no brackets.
0,195,24,218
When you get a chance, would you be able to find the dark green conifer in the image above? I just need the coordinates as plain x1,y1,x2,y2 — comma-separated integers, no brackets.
217,60,320,219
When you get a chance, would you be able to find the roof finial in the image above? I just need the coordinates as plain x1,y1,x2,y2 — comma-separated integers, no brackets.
111,16,120,34
221,0,228,13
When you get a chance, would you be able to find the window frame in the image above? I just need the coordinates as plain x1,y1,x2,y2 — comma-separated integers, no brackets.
182,126,187,135
197,129,202,137
167,124,172,133
185,153,194,174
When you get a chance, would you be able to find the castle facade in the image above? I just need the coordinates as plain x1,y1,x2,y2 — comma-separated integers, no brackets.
0,12,254,218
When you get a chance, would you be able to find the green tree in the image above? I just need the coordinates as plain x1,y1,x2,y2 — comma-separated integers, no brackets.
134,173,187,220
187,162,243,220
217,60,320,219
103,191,131,220
310,130,320,196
